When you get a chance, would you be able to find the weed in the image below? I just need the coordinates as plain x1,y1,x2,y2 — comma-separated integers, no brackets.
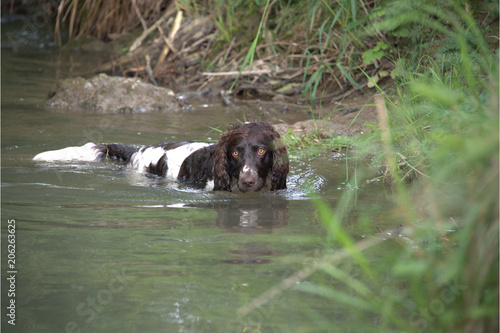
240,1,499,332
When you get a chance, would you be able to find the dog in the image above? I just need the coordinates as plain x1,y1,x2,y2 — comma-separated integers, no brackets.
33,122,289,192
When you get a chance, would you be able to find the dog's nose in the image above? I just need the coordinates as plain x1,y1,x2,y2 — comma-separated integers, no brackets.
240,165,259,190
241,174,256,188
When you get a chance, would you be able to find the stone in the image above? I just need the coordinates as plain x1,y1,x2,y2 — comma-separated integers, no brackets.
46,73,177,113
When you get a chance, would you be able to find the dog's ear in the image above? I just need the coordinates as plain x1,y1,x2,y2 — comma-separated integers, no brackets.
213,129,233,191
268,126,289,190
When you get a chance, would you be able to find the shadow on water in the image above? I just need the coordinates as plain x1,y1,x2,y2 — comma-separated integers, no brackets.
1,17,398,333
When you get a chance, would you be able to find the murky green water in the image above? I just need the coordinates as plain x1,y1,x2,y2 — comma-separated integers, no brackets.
1,20,398,333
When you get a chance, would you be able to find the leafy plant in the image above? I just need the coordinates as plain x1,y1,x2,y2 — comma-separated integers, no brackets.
239,1,499,332
362,41,389,64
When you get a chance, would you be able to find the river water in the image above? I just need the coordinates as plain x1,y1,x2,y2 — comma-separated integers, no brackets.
1,17,399,333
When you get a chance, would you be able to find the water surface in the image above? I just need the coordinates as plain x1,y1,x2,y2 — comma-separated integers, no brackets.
1,22,397,333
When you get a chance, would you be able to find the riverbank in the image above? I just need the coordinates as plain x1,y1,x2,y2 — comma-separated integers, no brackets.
4,1,499,332
23,0,390,138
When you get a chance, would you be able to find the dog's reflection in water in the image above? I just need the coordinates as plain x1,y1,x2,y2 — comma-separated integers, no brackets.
214,197,289,264
214,197,288,234
169,197,288,264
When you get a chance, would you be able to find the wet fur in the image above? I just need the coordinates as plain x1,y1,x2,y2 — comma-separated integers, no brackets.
34,122,289,192
213,123,289,191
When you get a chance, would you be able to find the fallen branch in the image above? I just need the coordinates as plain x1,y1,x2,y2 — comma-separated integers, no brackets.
155,10,183,71
145,55,157,86
202,69,273,77
131,0,148,31
129,6,176,53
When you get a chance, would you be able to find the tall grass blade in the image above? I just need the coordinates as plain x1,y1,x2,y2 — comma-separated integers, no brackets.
229,0,271,92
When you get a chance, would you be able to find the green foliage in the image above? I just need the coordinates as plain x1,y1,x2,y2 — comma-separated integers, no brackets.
229,0,271,92
211,0,263,44
273,1,499,332
362,41,389,64
282,128,354,159
210,0,387,104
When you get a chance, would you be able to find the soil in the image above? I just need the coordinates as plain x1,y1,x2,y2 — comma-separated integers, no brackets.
273,90,378,138
45,70,378,136
48,14,381,136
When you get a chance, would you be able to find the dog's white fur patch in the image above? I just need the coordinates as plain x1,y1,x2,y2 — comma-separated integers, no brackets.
165,142,210,178
33,142,100,162
34,142,211,180
129,146,166,171
130,142,210,178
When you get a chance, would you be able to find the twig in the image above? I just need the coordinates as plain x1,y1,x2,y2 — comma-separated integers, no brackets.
129,6,176,53
200,34,216,64
220,91,235,106
131,0,148,31
178,33,216,56
222,37,236,64
202,69,273,77
397,152,450,184
55,0,65,46
155,10,183,71
210,46,248,70
157,24,179,55
145,55,158,86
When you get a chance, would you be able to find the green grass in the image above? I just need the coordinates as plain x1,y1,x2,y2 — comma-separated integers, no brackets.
282,130,354,160
319,1,498,331
240,1,499,332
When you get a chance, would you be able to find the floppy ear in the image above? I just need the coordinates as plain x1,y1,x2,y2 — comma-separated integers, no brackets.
213,130,233,191
269,127,289,190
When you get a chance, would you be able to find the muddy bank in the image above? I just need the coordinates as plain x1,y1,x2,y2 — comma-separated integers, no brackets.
41,6,381,135
273,91,377,137
44,71,377,136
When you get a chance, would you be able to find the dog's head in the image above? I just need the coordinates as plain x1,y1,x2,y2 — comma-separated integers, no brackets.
213,123,289,192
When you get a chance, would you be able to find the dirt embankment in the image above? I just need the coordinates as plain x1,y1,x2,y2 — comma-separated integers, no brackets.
45,70,378,137
53,12,381,137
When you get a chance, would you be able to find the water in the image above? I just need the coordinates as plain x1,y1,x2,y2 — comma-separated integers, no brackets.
1,20,398,333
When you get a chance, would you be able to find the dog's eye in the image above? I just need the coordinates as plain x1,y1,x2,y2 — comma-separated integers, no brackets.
232,150,239,158
257,148,266,155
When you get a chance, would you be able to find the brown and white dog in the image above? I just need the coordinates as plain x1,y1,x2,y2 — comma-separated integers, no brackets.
33,122,289,192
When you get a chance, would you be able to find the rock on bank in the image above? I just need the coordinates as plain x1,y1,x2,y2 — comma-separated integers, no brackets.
45,73,177,113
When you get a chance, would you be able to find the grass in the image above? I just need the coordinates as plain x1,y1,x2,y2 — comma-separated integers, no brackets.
49,0,393,103
239,1,499,332
282,129,354,161
54,0,169,44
